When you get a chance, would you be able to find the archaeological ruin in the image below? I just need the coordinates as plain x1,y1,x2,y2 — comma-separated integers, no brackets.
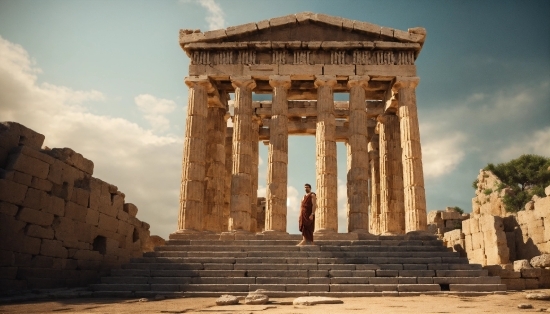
176,11,428,238
5,12,550,299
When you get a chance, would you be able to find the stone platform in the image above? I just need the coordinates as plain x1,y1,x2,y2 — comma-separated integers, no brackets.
90,233,506,298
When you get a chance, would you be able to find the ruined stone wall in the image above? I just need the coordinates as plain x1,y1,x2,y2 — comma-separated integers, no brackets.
427,207,469,236
440,169,550,289
0,122,152,294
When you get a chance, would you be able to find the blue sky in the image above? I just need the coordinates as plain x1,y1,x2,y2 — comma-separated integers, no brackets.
1,0,549,239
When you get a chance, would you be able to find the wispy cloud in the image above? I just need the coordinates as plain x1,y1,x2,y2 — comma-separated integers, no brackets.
198,0,225,30
180,0,225,31
0,35,182,239
135,94,177,133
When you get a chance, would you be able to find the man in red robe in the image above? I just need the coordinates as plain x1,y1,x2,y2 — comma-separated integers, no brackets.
298,183,316,246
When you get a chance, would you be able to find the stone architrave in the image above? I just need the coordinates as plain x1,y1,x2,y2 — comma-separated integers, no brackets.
178,76,211,232
368,135,381,234
203,103,227,232
347,76,370,233
314,75,338,234
265,76,291,233
379,114,405,234
394,77,427,232
250,115,260,232
229,76,256,231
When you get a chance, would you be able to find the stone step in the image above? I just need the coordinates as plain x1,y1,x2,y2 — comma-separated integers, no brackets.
143,251,460,260
91,282,504,294
109,268,488,278
165,239,442,247
156,244,448,252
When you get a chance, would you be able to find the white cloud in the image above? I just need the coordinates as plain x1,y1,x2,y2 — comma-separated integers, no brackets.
0,35,182,239
197,0,225,30
498,126,550,160
286,185,300,234
135,94,177,133
420,124,467,179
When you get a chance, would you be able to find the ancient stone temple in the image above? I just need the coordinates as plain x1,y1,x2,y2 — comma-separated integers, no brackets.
175,12,428,238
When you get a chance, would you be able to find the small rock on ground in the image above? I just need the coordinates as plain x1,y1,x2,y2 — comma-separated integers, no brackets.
293,296,344,306
216,294,239,306
518,303,533,309
244,293,269,305
531,254,550,268
525,293,550,300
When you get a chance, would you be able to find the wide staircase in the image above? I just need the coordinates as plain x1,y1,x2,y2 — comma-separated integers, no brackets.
90,233,506,298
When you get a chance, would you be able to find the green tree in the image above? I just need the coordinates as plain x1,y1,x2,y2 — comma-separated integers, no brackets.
480,154,550,212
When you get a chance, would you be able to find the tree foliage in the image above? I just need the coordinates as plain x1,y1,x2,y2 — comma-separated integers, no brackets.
482,154,550,212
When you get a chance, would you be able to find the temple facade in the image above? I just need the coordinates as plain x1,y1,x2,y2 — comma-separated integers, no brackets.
175,12,428,238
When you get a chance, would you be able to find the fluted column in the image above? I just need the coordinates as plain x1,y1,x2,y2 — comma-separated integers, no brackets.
265,76,291,233
314,75,338,234
347,76,370,233
178,76,210,232
395,77,427,232
379,114,405,234
368,135,381,234
203,103,227,232
229,76,256,231
223,121,232,232
250,115,261,232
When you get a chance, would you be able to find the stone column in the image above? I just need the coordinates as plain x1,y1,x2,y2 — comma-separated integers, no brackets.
378,114,405,234
178,76,210,232
368,135,381,234
250,115,261,232
347,76,370,233
223,122,232,232
203,103,227,232
229,76,256,231
394,77,427,232
265,76,291,233
314,75,338,234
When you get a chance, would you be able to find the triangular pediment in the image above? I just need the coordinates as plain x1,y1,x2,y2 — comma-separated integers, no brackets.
180,12,426,49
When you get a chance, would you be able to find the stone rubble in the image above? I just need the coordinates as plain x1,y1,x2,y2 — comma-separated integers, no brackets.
216,294,240,305
293,296,344,306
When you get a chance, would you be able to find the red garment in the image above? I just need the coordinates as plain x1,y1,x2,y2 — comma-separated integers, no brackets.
299,192,315,242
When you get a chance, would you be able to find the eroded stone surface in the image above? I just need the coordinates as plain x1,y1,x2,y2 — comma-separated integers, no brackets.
244,293,269,305
216,294,240,306
293,296,344,306
532,255,550,268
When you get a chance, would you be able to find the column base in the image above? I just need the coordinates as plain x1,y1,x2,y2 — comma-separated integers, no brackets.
350,229,378,240
259,230,294,240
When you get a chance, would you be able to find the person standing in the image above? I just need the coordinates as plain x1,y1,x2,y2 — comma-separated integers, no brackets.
298,183,316,246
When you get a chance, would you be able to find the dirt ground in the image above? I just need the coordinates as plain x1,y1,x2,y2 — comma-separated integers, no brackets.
1,290,549,314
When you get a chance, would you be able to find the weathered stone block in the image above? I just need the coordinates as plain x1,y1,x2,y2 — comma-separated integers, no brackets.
71,187,90,207
471,232,483,250
124,203,138,218
86,208,100,226
117,209,129,222
45,195,65,216
0,250,14,267
6,152,50,179
73,249,103,261
65,201,87,222
52,216,75,242
17,207,54,227
30,255,54,268
0,179,28,205
13,171,32,186
501,278,525,290
25,224,54,239
522,268,542,278
462,219,471,235
0,201,18,216
30,176,52,192
40,239,68,258
44,147,94,175
22,187,45,210
98,213,119,233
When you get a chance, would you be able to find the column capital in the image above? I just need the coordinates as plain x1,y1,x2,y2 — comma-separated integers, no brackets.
269,75,291,89
347,75,370,89
231,75,256,90
185,75,213,89
392,76,420,91
314,75,337,88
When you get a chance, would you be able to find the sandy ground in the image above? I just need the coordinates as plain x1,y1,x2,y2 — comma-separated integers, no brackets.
1,290,549,314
